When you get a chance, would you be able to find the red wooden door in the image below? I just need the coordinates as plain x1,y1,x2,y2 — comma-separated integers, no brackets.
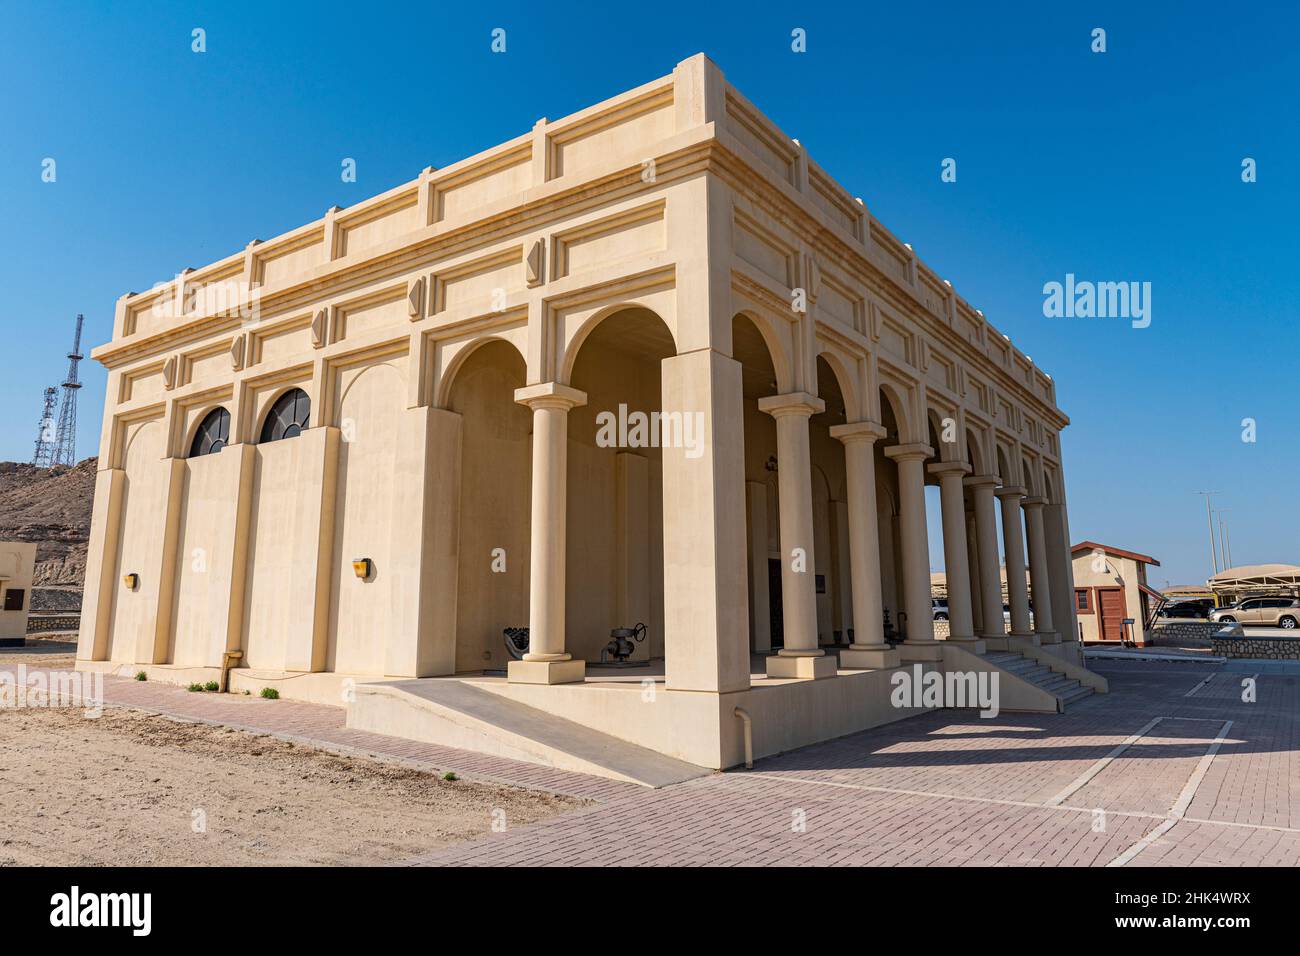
1098,588,1126,641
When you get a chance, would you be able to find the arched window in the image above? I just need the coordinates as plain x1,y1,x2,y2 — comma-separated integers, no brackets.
259,388,311,443
189,407,231,457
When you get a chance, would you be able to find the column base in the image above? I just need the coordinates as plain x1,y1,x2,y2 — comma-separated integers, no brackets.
899,641,943,662
508,659,586,685
944,635,987,654
839,646,901,670
766,654,838,680
1009,632,1040,646
1036,632,1062,645
981,635,1010,651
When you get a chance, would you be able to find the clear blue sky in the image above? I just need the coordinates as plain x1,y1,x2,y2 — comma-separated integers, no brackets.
2,1,1296,588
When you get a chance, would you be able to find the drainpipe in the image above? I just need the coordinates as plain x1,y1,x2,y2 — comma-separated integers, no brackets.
220,650,244,693
733,707,753,770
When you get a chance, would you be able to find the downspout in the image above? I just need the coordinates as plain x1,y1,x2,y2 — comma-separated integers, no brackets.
733,707,753,770
220,649,244,693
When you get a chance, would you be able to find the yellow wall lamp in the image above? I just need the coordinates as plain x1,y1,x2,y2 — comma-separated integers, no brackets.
122,572,139,591
351,557,373,581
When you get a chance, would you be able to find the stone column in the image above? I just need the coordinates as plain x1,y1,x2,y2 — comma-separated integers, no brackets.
1022,496,1059,643
965,507,983,628
997,485,1034,639
758,392,835,679
1044,499,1079,645
830,421,898,669
884,444,938,658
510,382,587,684
929,461,978,644
965,475,1005,639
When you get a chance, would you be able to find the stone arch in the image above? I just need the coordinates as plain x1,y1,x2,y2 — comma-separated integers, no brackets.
435,333,528,409
965,428,986,474
335,358,406,419
1044,470,1059,505
732,309,794,395
926,407,957,462
565,305,677,663
446,339,531,672
559,301,679,385
814,348,860,422
995,444,1015,486
878,382,911,444
1021,456,1038,496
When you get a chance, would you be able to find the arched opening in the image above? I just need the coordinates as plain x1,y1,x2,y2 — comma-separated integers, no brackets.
565,307,675,665
877,387,909,641
812,355,852,646
188,407,230,457
446,339,531,672
923,411,947,607
259,388,310,443
735,312,784,653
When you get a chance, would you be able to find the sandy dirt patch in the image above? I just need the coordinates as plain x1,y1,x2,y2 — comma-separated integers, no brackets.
0,705,582,866
0,640,77,670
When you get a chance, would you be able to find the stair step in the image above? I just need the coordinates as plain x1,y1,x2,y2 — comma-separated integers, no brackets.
1060,687,1094,705
1042,678,1080,694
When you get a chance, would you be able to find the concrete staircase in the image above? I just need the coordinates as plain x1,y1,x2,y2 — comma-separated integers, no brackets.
982,650,1094,709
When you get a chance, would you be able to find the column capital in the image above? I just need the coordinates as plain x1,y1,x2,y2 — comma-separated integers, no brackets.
883,442,934,463
757,391,824,419
1021,495,1049,509
514,381,587,411
995,485,1027,499
829,419,887,444
963,473,1000,489
927,460,971,478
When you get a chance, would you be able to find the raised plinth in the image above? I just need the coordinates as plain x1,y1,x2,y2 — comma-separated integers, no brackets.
766,654,838,680
839,646,901,669
898,642,943,662
508,659,586,685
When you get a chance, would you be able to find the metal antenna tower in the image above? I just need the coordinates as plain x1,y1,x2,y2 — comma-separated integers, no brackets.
50,314,85,467
32,386,59,466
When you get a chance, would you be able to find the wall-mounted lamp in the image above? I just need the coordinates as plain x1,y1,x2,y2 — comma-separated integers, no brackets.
351,558,373,580
122,573,139,591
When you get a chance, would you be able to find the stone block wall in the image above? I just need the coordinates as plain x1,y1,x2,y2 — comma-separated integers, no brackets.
1212,635,1300,660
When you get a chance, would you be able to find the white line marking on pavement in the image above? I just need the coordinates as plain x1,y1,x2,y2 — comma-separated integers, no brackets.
1107,818,1177,867
1184,673,1216,697
1105,719,1233,867
1044,716,1163,806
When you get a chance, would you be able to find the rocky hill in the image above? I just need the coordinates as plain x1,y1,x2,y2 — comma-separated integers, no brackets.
0,457,96,610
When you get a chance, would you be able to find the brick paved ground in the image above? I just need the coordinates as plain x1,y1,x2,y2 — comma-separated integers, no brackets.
63,658,1300,865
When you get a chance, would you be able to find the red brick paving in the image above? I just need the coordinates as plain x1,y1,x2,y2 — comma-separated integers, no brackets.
25,658,1300,866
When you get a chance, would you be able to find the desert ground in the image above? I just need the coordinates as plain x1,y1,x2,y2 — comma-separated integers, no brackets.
0,643,581,866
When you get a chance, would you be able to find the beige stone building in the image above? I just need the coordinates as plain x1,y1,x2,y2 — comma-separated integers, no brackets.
0,541,36,645
1071,541,1161,645
77,55,1102,776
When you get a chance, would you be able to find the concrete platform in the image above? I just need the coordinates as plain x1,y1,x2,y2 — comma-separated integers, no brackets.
348,678,712,788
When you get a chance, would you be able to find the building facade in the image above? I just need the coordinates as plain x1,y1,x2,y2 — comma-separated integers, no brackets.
1071,541,1161,645
0,541,36,645
77,55,1095,770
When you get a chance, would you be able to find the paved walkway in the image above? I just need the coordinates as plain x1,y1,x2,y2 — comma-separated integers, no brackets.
71,658,1300,866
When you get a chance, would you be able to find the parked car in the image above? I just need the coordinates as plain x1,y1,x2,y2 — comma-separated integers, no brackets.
1210,597,1300,629
932,598,949,621
1159,599,1214,619
1001,603,1035,629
